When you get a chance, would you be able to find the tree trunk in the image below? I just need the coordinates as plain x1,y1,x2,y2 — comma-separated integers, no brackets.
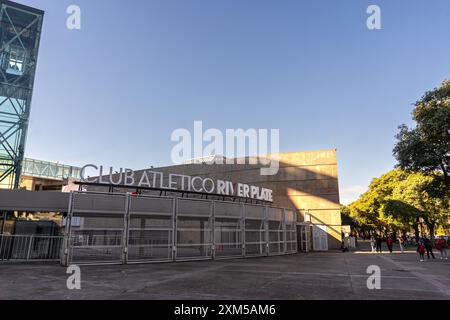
423,216,436,239
414,217,420,242
429,224,435,240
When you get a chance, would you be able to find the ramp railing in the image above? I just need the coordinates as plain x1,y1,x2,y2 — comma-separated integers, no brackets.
0,234,63,262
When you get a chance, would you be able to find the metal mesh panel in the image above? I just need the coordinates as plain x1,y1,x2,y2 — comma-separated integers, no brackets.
267,208,284,255
129,196,173,215
215,217,242,258
73,193,127,215
244,204,265,219
69,227,123,264
176,199,212,260
285,209,298,253
267,207,282,221
177,216,212,259
285,209,295,223
68,193,126,264
214,201,241,218
128,229,172,261
268,223,284,255
244,217,267,257
214,202,242,258
177,198,211,216
128,196,174,262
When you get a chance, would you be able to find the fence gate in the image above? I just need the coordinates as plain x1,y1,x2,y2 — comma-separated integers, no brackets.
127,196,174,263
64,192,127,265
312,225,328,251
63,191,298,266
214,202,243,259
297,223,311,252
285,209,298,253
175,198,213,260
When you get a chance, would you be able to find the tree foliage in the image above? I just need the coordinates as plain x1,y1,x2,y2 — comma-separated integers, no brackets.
344,169,450,236
345,80,450,236
393,80,450,185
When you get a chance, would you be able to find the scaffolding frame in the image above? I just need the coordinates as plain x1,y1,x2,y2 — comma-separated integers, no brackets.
0,0,44,189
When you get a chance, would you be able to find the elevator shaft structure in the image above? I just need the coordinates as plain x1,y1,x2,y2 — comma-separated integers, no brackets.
0,0,43,189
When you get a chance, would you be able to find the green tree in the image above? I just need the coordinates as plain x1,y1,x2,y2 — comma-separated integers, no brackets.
350,170,411,233
391,172,450,237
347,169,449,237
393,80,450,185
382,199,421,238
341,205,365,236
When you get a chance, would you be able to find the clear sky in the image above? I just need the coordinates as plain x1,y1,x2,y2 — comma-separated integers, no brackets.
17,0,450,204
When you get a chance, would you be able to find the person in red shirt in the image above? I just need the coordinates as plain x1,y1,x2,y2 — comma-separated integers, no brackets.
417,241,426,262
386,235,393,253
436,238,448,260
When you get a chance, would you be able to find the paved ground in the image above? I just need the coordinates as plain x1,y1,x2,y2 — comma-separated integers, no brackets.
0,242,449,300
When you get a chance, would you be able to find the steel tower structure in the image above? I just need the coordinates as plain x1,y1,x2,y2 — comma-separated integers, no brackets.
0,0,43,189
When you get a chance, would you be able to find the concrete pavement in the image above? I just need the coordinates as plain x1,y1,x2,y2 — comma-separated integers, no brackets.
0,245,449,300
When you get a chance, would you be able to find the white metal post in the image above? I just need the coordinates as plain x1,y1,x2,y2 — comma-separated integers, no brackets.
26,235,33,260
62,192,74,266
122,193,131,264
241,203,246,258
172,197,177,262
211,201,215,260
294,210,298,253
282,208,287,254
265,206,269,256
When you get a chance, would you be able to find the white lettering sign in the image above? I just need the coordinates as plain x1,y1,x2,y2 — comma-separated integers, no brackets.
80,165,273,202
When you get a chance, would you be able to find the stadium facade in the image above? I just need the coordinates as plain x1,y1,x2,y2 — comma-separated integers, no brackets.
86,149,342,250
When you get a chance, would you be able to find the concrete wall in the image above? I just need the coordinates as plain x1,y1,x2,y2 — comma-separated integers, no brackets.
0,189,70,212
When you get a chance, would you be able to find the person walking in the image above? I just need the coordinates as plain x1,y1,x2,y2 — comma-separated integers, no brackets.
386,235,393,253
417,241,426,262
398,236,404,253
370,235,376,253
436,238,448,260
375,235,383,253
423,237,435,259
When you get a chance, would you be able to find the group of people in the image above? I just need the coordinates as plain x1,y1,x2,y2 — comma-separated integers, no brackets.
370,234,401,253
369,234,449,262
416,237,449,262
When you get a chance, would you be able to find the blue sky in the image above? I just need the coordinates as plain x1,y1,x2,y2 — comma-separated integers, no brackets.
17,0,450,204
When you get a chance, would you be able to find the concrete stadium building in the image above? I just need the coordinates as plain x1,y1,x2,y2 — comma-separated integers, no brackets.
87,149,342,251
0,149,342,265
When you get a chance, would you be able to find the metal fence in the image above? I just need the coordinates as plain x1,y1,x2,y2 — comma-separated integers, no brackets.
297,223,312,252
0,234,63,262
63,192,297,266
